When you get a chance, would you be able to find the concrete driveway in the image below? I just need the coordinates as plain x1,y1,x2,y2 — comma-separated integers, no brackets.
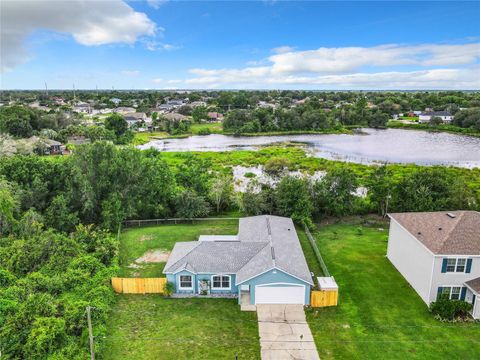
256,304,320,360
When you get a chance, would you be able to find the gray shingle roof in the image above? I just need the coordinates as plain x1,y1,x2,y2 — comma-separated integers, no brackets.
164,241,267,274
388,211,480,255
163,215,313,285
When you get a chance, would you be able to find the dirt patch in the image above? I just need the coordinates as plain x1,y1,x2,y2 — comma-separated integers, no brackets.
135,249,170,263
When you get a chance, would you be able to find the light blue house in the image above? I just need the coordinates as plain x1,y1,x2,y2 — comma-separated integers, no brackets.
163,215,314,305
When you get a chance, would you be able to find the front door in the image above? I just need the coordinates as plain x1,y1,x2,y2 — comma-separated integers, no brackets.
198,279,209,295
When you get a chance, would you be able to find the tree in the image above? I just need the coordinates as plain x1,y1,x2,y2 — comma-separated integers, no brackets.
192,106,209,122
240,182,270,216
209,175,234,213
393,168,474,212
367,165,393,216
174,190,211,218
313,168,359,217
429,116,443,126
0,106,39,138
274,176,312,222
0,178,19,234
24,317,66,360
104,113,128,137
45,195,79,233
176,155,211,196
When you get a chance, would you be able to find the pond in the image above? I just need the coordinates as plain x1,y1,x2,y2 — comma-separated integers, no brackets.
138,128,480,168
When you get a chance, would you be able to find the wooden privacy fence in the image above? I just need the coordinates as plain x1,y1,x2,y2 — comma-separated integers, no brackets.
311,290,338,307
111,277,166,294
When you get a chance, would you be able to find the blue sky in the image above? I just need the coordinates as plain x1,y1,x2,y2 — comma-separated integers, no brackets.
1,0,479,90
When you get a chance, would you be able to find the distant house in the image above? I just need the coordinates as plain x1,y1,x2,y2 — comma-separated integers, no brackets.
110,98,121,106
164,216,314,306
124,112,147,127
163,113,188,122
114,107,136,115
207,112,224,122
418,111,454,123
73,103,92,114
67,136,90,146
387,211,480,319
190,101,207,108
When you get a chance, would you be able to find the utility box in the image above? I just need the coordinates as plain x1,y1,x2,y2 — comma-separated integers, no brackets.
317,276,338,291
311,277,338,307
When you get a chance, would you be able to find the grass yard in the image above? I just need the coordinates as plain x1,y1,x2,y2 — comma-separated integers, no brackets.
118,220,238,277
306,222,480,360
103,220,261,359
101,296,260,360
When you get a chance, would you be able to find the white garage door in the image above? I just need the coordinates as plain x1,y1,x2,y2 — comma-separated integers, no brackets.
255,284,305,304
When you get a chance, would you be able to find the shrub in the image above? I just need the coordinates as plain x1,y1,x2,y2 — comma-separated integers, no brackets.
163,282,175,297
429,294,472,321
197,127,211,136
244,172,256,178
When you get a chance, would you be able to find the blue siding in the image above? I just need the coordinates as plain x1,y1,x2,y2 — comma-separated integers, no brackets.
167,272,237,295
238,269,311,305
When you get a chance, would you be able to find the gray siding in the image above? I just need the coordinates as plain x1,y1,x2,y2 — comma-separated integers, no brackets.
387,219,435,304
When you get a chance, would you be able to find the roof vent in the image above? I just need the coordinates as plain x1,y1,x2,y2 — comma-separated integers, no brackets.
447,213,456,218
438,227,442,231
271,247,276,260
417,232,422,235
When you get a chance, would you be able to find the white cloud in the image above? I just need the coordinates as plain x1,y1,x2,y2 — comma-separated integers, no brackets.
271,46,295,54
1,0,157,72
121,70,140,76
151,78,163,83
268,43,480,74
147,0,168,10
182,42,480,89
143,40,181,51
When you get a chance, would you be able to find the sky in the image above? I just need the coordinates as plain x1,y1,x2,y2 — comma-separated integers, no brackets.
1,0,479,90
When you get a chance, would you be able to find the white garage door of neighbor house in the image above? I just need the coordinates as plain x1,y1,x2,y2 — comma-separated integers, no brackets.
255,284,305,304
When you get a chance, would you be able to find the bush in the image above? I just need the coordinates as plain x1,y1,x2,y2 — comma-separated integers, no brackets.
429,294,472,321
163,282,175,297
197,127,211,136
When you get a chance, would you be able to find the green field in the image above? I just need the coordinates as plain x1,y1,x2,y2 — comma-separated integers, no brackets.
306,221,480,360
103,220,261,360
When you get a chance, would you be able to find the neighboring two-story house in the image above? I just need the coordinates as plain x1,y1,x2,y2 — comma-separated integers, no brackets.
387,211,479,319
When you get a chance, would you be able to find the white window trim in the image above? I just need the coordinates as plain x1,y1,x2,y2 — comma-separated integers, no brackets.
178,274,193,290
445,258,468,273
440,285,463,300
211,274,231,290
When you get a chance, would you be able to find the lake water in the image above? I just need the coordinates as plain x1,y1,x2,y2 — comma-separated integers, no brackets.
138,128,480,168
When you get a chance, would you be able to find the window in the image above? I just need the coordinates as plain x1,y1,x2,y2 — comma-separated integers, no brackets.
179,275,192,289
456,259,466,273
451,287,461,300
445,258,467,273
446,259,456,272
441,286,463,300
212,275,230,289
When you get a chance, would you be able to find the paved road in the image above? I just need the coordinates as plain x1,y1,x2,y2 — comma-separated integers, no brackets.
256,304,320,360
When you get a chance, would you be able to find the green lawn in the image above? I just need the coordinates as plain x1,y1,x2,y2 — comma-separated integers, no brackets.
306,223,480,360
101,296,260,360
118,220,238,277
103,220,260,359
